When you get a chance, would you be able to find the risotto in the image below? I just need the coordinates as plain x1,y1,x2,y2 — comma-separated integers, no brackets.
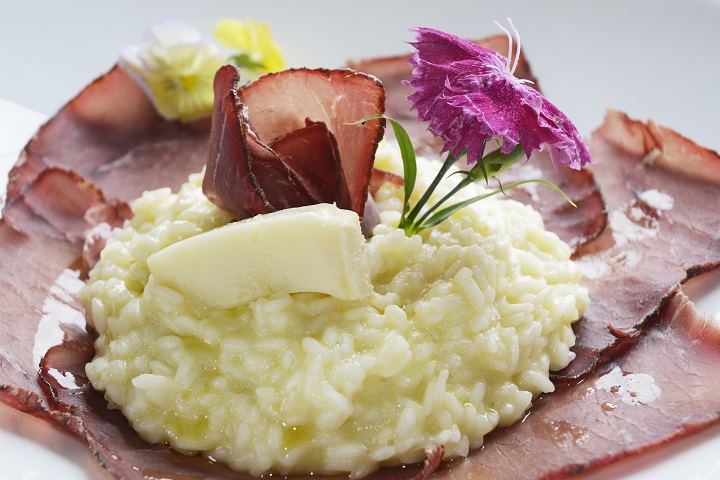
80,141,589,477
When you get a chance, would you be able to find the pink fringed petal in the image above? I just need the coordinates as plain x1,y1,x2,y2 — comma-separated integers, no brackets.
405,27,593,170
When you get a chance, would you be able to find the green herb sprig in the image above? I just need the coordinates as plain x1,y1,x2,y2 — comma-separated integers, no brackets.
357,114,575,237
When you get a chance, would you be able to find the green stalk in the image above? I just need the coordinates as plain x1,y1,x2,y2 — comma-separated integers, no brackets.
409,143,526,233
417,178,576,231
350,114,418,230
350,115,575,238
412,175,474,230
403,153,458,229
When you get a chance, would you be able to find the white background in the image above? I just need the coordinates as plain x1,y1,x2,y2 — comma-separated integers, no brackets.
1,1,719,479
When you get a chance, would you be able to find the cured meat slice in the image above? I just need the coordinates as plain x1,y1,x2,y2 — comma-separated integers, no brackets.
238,67,386,218
558,110,720,378
270,120,342,204
5,65,210,208
202,65,319,217
203,65,386,220
503,151,607,251
434,287,720,480
0,168,125,416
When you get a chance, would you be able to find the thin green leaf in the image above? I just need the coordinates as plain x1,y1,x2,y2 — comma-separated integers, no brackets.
413,144,525,229
476,157,490,183
418,190,504,230
529,179,577,207
413,174,474,227
496,176,506,195
449,170,475,179
386,118,417,217
350,114,417,225
417,178,575,231
404,153,458,227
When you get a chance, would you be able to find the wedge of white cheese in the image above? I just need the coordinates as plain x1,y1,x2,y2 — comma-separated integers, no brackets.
146,203,372,308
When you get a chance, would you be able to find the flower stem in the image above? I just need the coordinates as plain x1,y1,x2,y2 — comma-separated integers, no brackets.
412,175,474,229
401,153,458,229
406,144,525,234
353,114,575,238
418,178,575,231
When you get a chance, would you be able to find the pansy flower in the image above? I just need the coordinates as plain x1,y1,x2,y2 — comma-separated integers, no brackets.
405,21,593,170
120,20,225,123
120,18,286,123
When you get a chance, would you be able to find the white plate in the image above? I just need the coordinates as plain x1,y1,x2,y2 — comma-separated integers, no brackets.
1,1,719,479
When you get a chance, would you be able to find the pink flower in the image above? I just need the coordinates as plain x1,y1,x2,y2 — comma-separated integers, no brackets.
405,23,593,170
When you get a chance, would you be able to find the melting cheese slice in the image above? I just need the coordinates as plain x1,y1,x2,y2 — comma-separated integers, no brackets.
147,204,372,308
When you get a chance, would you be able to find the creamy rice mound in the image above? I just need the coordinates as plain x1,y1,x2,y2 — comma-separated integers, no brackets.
81,141,589,477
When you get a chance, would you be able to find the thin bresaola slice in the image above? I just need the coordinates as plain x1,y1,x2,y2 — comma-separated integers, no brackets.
4,65,210,209
202,65,386,220
238,67,386,218
557,110,720,378
270,119,343,204
0,167,126,415
202,64,319,217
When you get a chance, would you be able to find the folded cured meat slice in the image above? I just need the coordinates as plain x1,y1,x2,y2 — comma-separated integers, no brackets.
5,65,210,208
239,67,385,218
203,65,386,220
558,110,720,378
270,119,342,204
202,65,319,217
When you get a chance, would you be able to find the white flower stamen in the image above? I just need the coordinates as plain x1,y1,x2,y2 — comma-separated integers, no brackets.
507,18,522,75
493,17,523,76
494,20,513,74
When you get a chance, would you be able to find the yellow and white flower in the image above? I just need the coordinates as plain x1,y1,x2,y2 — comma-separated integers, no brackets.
120,19,286,123
214,18,286,78
120,20,224,123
